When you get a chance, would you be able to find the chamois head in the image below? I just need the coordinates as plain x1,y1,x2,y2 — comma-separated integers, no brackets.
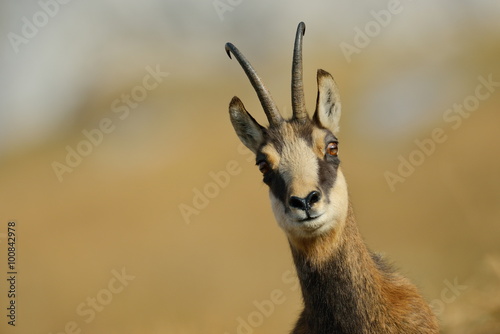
226,22,348,244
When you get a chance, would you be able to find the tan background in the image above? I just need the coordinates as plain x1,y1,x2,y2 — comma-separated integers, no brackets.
0,1,499,333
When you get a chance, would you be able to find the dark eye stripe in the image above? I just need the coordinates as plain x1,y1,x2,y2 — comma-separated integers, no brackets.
265,170,289,211
317,157,339,202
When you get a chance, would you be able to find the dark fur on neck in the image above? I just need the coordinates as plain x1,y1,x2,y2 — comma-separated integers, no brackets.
289,204,439,334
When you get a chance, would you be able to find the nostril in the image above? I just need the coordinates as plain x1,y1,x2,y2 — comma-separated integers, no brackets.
289,191,321,211
289,196,307,211
307,191,321,206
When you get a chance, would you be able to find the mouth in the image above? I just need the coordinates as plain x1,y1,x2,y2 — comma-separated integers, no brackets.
298,213,323,223
296,218,324,235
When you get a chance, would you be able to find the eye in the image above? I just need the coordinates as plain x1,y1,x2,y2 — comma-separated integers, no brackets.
257,160,271,175
326,142,338,156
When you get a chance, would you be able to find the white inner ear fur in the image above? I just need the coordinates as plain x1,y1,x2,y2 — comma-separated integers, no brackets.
316,71,342,134
229,98,264,153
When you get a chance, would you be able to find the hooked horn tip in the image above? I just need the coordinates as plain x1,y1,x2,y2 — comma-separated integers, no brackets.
225,43,233,59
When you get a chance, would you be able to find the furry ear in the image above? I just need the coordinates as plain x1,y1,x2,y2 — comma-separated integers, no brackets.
229,96,265,153
313,69,342,134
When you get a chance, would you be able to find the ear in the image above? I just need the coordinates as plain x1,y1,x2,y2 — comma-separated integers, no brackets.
313,69,342,134
229,96,265,153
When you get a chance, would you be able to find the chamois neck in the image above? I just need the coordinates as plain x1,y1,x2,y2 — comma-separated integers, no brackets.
290,204,386,332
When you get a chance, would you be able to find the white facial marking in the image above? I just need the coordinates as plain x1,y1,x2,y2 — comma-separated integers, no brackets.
270,167,348,239
262,123,347,240
280,137,319,199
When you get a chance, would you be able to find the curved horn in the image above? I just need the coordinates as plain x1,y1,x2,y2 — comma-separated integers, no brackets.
291,22,307,121
225,42,283,126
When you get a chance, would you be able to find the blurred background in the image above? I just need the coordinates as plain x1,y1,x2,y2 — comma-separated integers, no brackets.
0,0,499,333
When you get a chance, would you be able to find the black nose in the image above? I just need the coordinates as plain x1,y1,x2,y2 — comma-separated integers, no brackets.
289,191,321,211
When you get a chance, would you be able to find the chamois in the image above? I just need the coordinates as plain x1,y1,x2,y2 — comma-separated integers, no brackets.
225,22,439,333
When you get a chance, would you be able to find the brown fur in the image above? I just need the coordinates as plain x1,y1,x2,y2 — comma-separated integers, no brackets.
289,204,439,334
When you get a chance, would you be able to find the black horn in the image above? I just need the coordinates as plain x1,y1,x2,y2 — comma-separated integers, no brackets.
225,42,283,126
291,22,307,121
